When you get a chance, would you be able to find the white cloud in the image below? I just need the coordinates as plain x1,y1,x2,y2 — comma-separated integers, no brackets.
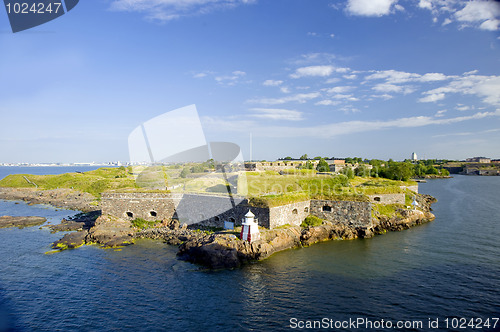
343,74,357,80
344,0,500,32
331,94,359,101
455,1,500,26
330,33,336,38
325,78,342,84
323,86,354,94
346,0,399,16
419,93,445,103
109,0,256,21
370,94,394,100
435,109,447,117
263,80,283,86
373,83,415,94
280,87,291,94
290,65,335,78
365,69,449,84
248,92,321,105
249,108,304,121
215,70,246,85
315,100,342,106
290,65,350,79
456,105,471,111
418,0,433,10
420,74,500,106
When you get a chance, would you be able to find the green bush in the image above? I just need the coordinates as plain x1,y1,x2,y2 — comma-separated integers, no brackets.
301,215,323,228
131,218,158,230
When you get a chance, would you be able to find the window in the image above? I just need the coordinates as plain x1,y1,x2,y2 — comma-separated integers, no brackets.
322,205,332,212
229,217,235,222
150,211,157,217
214,216,220,222
126,212,134,218
292,209,298,215
304,207,309,213
374,197,381,202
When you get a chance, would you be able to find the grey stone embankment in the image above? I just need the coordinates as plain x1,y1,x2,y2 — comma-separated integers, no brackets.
0,216,47,229
0,187,98,212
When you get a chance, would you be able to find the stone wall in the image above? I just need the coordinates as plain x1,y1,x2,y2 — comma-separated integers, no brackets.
174,194,249,227
268,200,311,228
310,200,372,228
101,192,181,221
102,193,374,230
367,193,405,205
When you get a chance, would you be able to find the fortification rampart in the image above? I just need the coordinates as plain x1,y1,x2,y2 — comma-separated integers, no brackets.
367,193,405,205
102,193,382,229
310,200,372,228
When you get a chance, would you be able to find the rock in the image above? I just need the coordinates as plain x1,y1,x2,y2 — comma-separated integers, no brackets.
87,215,134,247
0,216,47,229
48,211,100,233
51,231,87,250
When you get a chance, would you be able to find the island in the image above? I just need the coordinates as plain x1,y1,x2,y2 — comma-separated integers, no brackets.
0,159,438,269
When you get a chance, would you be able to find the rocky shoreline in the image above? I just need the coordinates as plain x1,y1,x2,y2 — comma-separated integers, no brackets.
1,186,437,269
0,187,98,212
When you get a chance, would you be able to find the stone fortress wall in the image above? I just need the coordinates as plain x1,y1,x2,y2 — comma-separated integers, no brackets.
102,188,416,229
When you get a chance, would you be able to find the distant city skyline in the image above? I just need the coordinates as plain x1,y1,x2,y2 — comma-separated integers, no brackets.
1,1,499,163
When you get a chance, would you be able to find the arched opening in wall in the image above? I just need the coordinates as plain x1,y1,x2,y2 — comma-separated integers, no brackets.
304,207,309,213
322,205,332,212
126,212,134,218
292,209,298,215
374,197,381,202
229,217,235,223
214,216,220,222
150,211,157,217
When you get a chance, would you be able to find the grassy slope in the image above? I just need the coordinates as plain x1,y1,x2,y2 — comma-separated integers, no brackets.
0,167,138,198
243,171,417,207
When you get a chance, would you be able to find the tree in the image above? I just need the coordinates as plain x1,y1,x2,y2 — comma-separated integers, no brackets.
387,162,413,181
355,165,370,177
300,154,308,160
345,157,354,164
180,167,191,178
316,158,330,172
305,160,314,169
284,156,292,160
343,167,355,179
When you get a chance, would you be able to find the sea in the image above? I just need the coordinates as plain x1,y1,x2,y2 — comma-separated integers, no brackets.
0,167,499,331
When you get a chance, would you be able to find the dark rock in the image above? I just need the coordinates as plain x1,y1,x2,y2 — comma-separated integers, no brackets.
51,231,87,250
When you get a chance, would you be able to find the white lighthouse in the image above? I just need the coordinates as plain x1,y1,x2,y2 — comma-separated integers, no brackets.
240,210,260,242
411,152,418,161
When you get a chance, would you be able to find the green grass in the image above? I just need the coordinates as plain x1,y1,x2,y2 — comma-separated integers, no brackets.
373,203,405,218
248,192,310,208
301,215,323,228
0,167,138,198
131,218,158,230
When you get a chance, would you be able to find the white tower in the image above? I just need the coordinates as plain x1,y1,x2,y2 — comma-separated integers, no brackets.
411,152,418,161
240,210,260,242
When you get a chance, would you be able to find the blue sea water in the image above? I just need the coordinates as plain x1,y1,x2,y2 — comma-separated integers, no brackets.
0,168,499,331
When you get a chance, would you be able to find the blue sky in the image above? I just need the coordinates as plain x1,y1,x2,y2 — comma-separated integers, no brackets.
1,0,499,163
